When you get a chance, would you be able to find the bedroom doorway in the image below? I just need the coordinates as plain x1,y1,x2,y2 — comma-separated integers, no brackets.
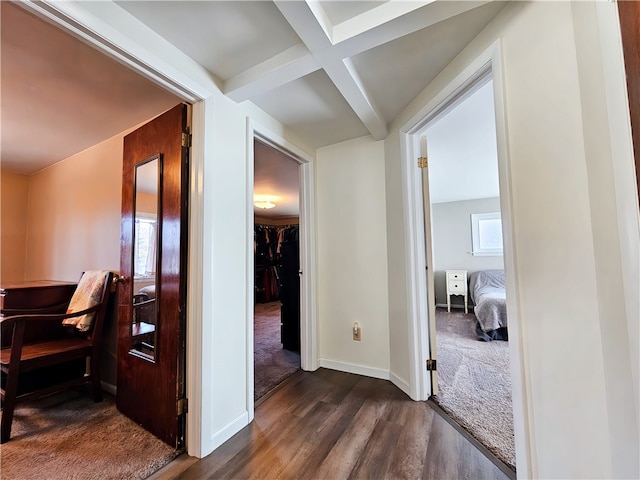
418,74,516,470
253,138,301,401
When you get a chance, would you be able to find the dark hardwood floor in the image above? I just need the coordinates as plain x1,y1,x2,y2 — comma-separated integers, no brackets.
171,368,512,480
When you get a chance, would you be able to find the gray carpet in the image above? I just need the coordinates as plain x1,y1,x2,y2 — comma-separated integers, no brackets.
433,307,515,468
254,301,300,400
0,389,179,479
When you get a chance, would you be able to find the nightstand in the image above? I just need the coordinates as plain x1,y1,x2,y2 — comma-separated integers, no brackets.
446,270,468,314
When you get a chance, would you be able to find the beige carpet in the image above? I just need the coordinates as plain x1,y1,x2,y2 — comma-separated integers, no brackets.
1,388,179,479
254,301,300,400
433,307,515,469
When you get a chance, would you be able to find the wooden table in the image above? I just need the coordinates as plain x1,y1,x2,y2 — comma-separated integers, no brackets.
0,280,77,315
0,280,77,346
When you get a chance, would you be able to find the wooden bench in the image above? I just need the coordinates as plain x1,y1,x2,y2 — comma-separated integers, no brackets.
0,271,114,443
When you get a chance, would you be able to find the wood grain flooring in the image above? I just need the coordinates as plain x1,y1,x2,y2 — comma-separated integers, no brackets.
170,369,513,480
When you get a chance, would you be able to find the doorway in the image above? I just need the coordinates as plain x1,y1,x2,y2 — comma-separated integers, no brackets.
400,46,524,474
253,138,301,401
421,79,515,468
117,103,190,448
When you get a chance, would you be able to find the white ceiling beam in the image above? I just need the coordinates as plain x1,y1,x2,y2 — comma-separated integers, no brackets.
274,1,334,52
327,57,388,140
305,1,334,45
332,0,435,44
225,44,320,102
274,0,387,140
271,0,492,140
333,1,494,59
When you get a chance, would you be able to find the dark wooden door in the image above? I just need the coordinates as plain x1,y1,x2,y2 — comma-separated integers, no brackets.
117,104,189,448
279,228,300,352
619,1,640,205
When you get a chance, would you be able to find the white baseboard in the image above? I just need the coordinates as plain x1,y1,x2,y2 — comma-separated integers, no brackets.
389,371,411,398
318,361,415,399
203,411,249,457
318,358,390,381
101,381,117,395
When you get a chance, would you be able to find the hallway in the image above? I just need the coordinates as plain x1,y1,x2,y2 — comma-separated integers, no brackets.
165,369,513,479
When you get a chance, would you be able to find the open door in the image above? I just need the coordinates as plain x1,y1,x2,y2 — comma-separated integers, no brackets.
419,135,438,395
117,103,190,448
618,0,640,207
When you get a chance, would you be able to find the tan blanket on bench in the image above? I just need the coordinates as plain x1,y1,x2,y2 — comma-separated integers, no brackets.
62,270,110,332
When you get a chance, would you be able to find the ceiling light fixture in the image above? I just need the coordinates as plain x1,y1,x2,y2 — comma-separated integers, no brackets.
254,199,276,209
254,195,278,210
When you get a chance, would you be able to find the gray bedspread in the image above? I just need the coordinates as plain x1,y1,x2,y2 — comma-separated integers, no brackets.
469,269,507,339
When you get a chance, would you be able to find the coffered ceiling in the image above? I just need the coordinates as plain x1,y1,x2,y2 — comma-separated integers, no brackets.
1,1,506,216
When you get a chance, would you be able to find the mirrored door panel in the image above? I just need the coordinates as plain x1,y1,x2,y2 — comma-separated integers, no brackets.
131,155,161,360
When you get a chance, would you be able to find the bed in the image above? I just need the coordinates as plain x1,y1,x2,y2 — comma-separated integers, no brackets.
469,269,508,341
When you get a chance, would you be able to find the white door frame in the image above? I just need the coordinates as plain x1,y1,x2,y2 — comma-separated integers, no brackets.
399,40,531,475
403,66,494,399
245,120,317,420
21,0,212,457
19,0,318,457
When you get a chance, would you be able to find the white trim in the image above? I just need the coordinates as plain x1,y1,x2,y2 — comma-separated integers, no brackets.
186,100,206,457
317,361,411,396
299,162,319,372
401,57,493,401
595,1,640,420
491,42,533,478
318,359,389,381
389,371,412,398
245,120,256,423
399,67,495,401
19,1,218,102
399,40,531,477
399,121,431,402
252,125,314,165
208,411,250,452
246,120,318,429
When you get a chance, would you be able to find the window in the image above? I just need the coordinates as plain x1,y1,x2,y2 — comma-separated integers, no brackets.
471,212,503,256
134,217,157,278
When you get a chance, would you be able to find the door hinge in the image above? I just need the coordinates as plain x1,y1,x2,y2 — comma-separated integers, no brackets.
177,398,188,415
181,132,192,148
426,359,437,371
417,156,428,169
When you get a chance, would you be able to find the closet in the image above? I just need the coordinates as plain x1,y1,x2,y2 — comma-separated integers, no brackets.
254,223,300,351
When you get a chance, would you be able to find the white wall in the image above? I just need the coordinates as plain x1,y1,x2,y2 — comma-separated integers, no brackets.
571,2,640,476
386,1,639,478
591,1,640,445
198,93,250,455
384,129,412,392
316,136,390,378
196,91,315,456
